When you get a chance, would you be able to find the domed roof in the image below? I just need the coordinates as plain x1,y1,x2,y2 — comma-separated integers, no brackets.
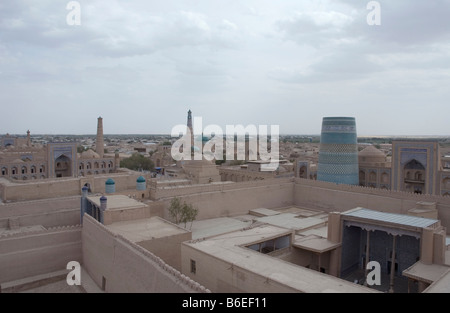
105,178,115,185
359,145,385,157
81,149,100,159
137,176,146,183
12,158,24,163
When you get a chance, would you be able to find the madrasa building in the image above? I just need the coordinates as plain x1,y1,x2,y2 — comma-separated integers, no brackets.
0,117,117,180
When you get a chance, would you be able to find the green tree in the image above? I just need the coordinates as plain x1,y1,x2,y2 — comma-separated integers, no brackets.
120,153,154,171
181,202,199,230
168,197,183,224
168,197,199,230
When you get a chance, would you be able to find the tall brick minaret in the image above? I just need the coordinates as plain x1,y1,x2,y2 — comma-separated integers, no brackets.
187,110,194,148
26,130,31,147
187,110,193,135
96,117,104,158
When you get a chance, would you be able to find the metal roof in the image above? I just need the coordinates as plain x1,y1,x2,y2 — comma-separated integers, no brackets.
342,208,438,228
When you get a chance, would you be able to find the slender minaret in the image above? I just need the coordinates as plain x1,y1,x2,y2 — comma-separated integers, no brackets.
187,109,194,149
26,130,31,147
187,109,193,135
114,150,120,171
96,117,104,158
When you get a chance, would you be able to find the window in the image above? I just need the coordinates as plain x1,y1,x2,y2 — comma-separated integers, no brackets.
190,259,196,274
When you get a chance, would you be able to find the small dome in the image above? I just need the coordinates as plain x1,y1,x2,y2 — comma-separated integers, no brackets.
81,149,100,159
359,145,386,163
100,196,107,201
359,145,385,157
137,176,146,183
12,158,24,163
105,178,115,185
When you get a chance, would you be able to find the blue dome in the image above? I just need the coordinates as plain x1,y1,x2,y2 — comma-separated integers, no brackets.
137,176,146,183
105,178,115,185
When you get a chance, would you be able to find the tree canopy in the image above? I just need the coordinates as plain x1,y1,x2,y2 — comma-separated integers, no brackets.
120,153,154,171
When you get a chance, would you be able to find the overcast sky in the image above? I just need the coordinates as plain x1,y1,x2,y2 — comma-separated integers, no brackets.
1,0,450,136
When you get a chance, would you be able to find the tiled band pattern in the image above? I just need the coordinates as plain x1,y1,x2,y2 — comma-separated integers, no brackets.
317,117,359,185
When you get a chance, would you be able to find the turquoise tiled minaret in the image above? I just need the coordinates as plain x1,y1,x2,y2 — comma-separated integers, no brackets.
317,117,359,185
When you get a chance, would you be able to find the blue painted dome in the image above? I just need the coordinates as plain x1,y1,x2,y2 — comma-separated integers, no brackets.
105,178,115,185
137,176,146,183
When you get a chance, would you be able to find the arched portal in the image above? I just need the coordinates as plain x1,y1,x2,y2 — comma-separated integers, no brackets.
403,159,425,194
299,166,307,179
54,155,72,178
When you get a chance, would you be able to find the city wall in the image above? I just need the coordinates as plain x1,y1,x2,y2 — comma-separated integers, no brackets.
153,178,295,221
0,196,80,229
0,171,150,202
293,178,450,229
82,215,209,293
218,168,275,182
0,226,81,284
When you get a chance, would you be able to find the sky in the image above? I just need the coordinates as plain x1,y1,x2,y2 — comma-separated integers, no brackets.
1,0,450,136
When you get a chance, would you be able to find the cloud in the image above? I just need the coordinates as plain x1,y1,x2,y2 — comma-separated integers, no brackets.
276,10,355,47
338,0,450,47
269,51,383,84
0,0,449,135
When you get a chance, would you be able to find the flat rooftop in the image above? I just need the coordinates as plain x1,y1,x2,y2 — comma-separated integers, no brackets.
189,217,252,240
255,213,326,232
276,207,325,218
424,269,450,293
87,195,147,211
343,208,439,230
106,216,189,243
403,262,450,285
298,225,328,238
249,208,281,217
184,225,377,293
293,235,340,253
